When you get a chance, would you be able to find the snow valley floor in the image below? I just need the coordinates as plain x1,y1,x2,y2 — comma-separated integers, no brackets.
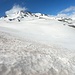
0,10,75,75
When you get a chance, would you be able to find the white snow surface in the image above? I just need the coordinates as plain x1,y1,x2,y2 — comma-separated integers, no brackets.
0,12,75,75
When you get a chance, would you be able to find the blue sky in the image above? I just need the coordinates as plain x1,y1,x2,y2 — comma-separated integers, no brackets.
0,0,75,17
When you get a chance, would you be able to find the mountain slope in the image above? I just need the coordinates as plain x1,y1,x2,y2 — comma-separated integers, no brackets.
0,9,75,75
0,10,51,22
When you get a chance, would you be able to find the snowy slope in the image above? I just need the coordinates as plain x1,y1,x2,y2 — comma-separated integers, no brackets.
0,17,75,50
0,8,75,75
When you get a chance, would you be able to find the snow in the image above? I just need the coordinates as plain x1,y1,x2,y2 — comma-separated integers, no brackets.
0,8,75,75
0,30,75,75
0,18,75,50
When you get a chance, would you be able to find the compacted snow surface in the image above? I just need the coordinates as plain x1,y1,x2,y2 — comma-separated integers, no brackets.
0,12,75,75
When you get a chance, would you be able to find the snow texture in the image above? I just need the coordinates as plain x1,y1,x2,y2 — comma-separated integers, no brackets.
0,31,75,75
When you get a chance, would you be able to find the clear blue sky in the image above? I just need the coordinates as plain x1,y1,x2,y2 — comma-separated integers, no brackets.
0,0,75,17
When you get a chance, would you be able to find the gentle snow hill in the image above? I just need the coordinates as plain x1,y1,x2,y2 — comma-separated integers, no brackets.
0,10,75,75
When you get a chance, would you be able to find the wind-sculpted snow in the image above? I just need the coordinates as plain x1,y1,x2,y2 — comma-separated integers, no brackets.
0,31,75,75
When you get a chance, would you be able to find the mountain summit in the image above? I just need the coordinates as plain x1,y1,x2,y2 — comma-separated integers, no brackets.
1,10,50,22
0,5,51,22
